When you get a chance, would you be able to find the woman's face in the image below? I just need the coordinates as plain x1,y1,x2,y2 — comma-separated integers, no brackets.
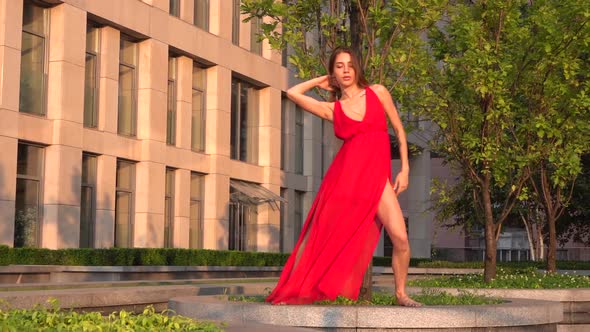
332,52,357,89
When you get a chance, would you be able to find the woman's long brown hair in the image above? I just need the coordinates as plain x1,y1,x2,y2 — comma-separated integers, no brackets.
327,46,369,101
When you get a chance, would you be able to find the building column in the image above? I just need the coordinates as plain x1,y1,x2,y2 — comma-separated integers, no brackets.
95,155,116,248
134,161,165,247
257,87,282,252
98,26,120,134
180,0,194,24
133,38,168,248
209,0,232,40
406,150,433,258
42,145,82,249
202,66,231,250
173,169,190,248
175,56,193,151
0,138,17,246
42,3,86,249
0,0,22,246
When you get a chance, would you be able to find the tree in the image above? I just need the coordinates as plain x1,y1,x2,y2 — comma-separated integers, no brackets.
513,0,590,272
426,0,590,278
242,0,446,298
425,1,536,282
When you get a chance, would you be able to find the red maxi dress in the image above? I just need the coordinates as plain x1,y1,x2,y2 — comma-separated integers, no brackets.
267,86,392,304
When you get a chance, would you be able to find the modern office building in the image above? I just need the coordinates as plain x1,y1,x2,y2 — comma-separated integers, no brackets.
0,0,437,258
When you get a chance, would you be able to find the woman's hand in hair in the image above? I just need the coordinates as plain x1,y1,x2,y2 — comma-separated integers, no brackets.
316,75,335,92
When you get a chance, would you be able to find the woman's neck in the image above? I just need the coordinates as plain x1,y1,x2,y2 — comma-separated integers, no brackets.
341,85,365,100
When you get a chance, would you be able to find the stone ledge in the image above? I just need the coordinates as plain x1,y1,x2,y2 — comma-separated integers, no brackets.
396,286,590,303
0,282,271,311
169,295,563,330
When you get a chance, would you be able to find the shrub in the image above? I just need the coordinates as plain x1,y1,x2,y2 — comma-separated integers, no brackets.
0,302,224,331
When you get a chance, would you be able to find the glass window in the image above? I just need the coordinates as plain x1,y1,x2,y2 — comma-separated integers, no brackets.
189,172,204,248
229,188,257,251
295,107,304,174
14,143,44,248
191,63,206,152
84,24,99,128
280,97,287,171
167,57,177,146
294,190,304,242
231,77,259,163
164,168,175,247
279,188,286,252
250,16,262,55
19,1,48,115
232,0,240,45
118,36,137,136
80,153,97,248
115,159,135,247
193,0,209,31
169,0,180,17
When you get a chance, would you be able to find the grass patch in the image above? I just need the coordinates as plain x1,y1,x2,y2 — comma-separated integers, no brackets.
0,300,224,331
229,289,502,306
409,267,590,289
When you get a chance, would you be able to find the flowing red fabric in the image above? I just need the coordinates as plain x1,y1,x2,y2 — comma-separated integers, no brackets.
267,86,391,305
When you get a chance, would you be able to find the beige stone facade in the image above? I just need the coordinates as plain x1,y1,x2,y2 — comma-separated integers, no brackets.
0,0,328,252
0,0,435,257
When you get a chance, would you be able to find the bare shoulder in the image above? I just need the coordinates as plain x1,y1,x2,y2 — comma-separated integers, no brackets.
370,84,391,99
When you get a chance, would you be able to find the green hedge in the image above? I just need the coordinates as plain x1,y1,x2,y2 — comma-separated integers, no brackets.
1,246,588,270
0,246,290,267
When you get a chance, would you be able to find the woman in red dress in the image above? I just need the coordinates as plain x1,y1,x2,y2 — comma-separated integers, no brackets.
267,46,420,307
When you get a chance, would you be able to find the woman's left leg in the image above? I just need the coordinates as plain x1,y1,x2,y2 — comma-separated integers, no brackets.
376,180,422,307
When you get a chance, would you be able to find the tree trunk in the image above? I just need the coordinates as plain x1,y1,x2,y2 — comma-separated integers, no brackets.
547,213,557,272
482,178,497,282
521,214,536,261
359,261,373,301
538,224,545,260
348,0,362,58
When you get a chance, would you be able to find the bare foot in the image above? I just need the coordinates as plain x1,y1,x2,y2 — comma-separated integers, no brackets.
397,296,423,307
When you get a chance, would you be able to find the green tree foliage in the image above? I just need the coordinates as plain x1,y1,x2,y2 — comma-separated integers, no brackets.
556,155,590,249
511,0,590,272
426,1,538,282
242,0,445,110
427,0,590,278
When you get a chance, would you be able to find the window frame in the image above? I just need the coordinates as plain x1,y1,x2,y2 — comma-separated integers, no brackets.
167,56,178,146
164,168,175,248
84,23,100,128
230,77,259,164
191,62,206,152
117,35,138,137
19,0,49,116
193,0,209,31
231,0,240,45
114,159,135,248
294,190,304,243
169,0,180,17
250,16,262,55
80,153,97,248
294,106,304,174
189,172,204,249
14,142,45,248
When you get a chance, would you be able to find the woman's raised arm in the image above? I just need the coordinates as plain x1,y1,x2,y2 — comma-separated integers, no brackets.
286,75,335,121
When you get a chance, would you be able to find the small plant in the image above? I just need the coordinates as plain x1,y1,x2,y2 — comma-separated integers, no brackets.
0,299,224,331
409,267,590,289
228,290,502,306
